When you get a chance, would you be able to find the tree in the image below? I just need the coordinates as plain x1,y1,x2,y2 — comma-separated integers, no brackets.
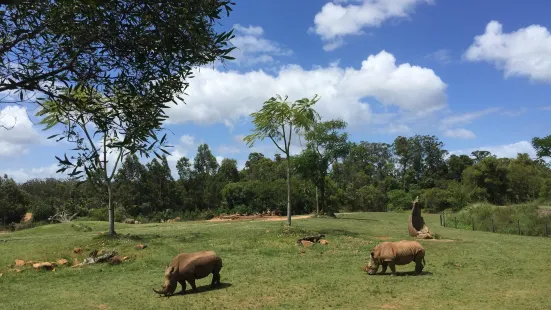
532,135,551,163
218,158,240,184
1,1,236,139
471,150,493,163
36,87,148,235
296,119,350,216
447,154,474,181
193,144,220,209
114,154,147,216
176,157,193,182
145,155,175,213
244,94,320,226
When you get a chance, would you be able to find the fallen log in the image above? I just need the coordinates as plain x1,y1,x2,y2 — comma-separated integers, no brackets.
72,250,117,267
296,234,326,246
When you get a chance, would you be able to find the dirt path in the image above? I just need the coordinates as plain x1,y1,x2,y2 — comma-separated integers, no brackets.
208,214,312,223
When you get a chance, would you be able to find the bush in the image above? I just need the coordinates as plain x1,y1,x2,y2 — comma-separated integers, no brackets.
386,190,413,211
31,204,56,222
356,185,387,211
421,188,452,213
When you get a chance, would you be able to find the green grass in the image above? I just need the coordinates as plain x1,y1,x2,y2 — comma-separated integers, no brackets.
1,213,550,310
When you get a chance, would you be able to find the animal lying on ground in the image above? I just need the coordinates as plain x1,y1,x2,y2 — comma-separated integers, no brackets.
363,240,426,276
153,251,223,297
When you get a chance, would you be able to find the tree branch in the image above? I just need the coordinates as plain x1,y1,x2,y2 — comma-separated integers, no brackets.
269,135,286,154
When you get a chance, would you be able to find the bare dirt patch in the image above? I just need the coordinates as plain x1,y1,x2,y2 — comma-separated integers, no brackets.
374,236,392,240
208,214,312,222
381,304,400,309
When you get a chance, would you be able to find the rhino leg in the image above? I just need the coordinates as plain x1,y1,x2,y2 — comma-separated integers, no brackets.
177,280,187,294
211,272,221,287
380,262,388,275
388,262,396,276
414,255,424,274
189,279,198,293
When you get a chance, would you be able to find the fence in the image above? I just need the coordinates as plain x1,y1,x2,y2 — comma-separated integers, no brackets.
439,212,550,238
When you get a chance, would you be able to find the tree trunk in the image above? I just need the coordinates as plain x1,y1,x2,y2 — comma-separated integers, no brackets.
319,181,326,214
315,186,319,215
107,182,116,236
286,156,291,226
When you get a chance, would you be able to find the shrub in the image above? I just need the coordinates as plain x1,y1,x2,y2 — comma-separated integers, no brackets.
421,188,452,213
356,185,387,211
386,190,412,211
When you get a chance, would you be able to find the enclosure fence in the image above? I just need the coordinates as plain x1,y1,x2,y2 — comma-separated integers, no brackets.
439,212,550,238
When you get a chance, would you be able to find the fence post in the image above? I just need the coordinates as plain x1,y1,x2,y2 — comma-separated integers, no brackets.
471,217,475,231
440,214,443,226
517,219,521,235
491,217,494,233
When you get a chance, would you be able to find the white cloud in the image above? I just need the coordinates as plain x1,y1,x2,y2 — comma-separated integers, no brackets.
1,163,63,183
425,49,452,64
444,128,476,139
464,20,551,83
450,141,536,159
500,107,527,117
229,24,292,66
215,156,224,166
0,105,43,157
440,108,499,128
380,123,411,134
218,145,241,155
180,134,195,147
310,0,433,51
232,134,247,145
167,50,447,130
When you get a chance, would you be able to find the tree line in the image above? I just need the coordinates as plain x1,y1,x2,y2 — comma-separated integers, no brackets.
3,130,551,228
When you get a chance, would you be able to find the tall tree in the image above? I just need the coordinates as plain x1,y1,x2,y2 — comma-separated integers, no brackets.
532,135,551,163
1,1,236,143
244,94,320,226
296,119,350,216
471,150,493,163
114,154,147,216
193,144,220,209
145,155,175,213
218,158,240,184
36,87,143,235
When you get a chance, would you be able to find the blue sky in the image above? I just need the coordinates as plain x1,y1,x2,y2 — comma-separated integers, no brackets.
2,0,551,181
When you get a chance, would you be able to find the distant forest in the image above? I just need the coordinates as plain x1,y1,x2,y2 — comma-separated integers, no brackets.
3,133,551,227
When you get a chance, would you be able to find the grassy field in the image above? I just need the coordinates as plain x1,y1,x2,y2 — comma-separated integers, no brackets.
1,212,551,310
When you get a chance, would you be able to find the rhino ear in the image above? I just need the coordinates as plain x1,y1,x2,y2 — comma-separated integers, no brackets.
370,251,374,258
170,266,175,273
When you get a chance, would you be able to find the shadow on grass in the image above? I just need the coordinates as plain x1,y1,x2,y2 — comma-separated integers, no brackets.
93,233,162,242
335,216,379,223
319,228,360,237
369,271,433,277
157,283,233,297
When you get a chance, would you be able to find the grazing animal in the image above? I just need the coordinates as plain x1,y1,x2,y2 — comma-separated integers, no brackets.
152,251,223,297
364,240,426,276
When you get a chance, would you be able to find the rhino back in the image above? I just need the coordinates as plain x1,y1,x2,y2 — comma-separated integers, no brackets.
394,241,424,257
177,252,219,273
190,255,222,279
